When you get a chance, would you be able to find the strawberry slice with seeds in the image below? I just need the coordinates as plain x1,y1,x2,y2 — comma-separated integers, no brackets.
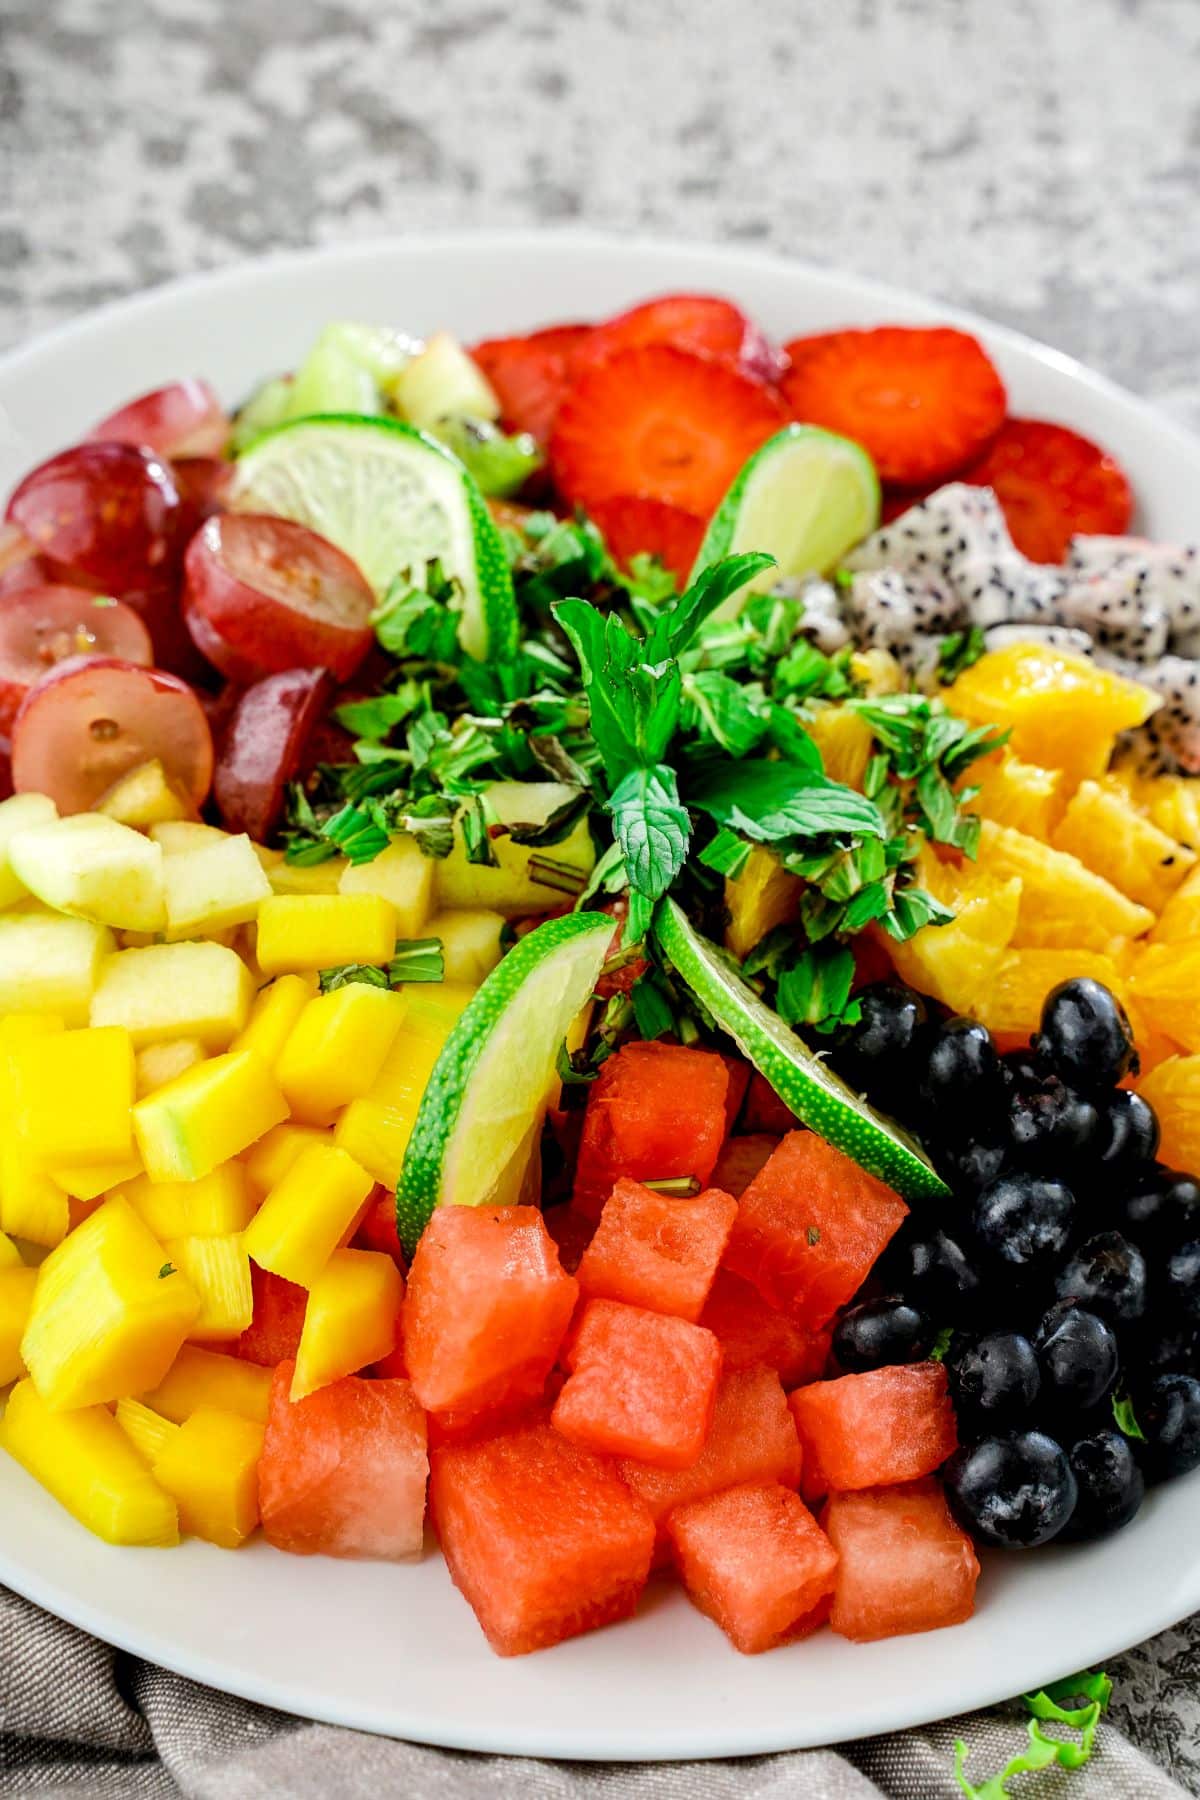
960,416,1133,563
470,325,592,445
780,326,1006,486
551,345,786,517
588,493,706,584
571,293,786,385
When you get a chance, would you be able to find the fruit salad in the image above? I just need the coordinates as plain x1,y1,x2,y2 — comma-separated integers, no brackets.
1,291,1198,1666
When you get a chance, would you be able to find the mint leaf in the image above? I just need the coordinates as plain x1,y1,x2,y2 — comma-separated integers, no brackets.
929,1325,955,1362
688,759,887,844
609,764,690,900
683,669,771,758
630,970,676,1039
938,625,987,684
698,826,752,879
387,938,445,984
319,963,391,993
552,599,680,783
652,551,776,659
1112,1391,1146,1441
333,685,424,742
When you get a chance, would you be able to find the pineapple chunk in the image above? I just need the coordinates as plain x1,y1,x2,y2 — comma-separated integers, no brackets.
0,1136,69,1247
135,1038,207,1097
333,1000,461,1185
52,1154,142,1203
162,833,272,941
243,1143,373,1288
429,909,504,984
0,1230,22,1268
91,941,254,1049
256,894,398,974
392,329,500,426
122,1162,254,1238
724,845,802,962
242,1122,331,1193
163,1234,254,1342
150,820,228,853
133,1050,289,1184
8,814,166,932
97,759,193,828
339,838,436,937
291,1248,404,1400
0,793,58,908
140,1344,272,1423
11,1025,135,1166
334,1097,420,1190
0,913,114,1023
3,1378,179,1546
434,782,596,918
151,1406,264,1548
115,1395,180,1463
277,983,409,1126
231,973,316,1070
21,1196,201,1410
0,1265,37,1383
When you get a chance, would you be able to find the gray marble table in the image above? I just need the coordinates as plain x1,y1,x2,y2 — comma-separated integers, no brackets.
3,0,1200,1788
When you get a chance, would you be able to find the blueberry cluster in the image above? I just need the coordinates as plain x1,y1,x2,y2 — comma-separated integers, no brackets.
832,978,1200,1549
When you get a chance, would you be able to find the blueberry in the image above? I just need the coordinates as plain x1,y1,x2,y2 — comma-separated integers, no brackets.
1114,1167,1200,1249
937,1136,1007,1196
974,1173,1075,1276
885,1229,982,1320
1007,1072,1100,1172
918,1018,1004,1127
1062,1426,1146,1541
1035,978,1137,1092
1001,1046,1046,1090
946,1330,1040,1428
944,1431,1077,1547
832,1296,930,1372
1135,1372,1200,1481
1055,1231,1148,1327
1034,1301,1119,1414
1136,1323,1200,1378
835,984,927,1107
1162,1241,1200,1324
1091,1090,1160,1177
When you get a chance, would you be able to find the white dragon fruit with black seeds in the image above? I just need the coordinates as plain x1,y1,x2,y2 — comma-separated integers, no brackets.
844,484,1014,582
789,577,853,654
1053,569,1170,664
1068,536,1200,653
842,569,965,652
954,555,1070,629
983,623,1095,657
1094,652,1200,774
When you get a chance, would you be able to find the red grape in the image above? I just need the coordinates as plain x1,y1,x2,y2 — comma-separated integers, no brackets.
213,667,332,840
88,379,230,460
5,441,186,599
0,586,153,743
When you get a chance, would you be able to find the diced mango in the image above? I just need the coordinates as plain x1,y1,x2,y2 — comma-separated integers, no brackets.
97,759,193,828
0,1137,69,1247
135,1038,207,1097
292,1248,404,1400
115,1395,181,1464
0,1266,37,1383
11,1025,135,1167
52,1154,142,1203
0,913,114,1023
277,983,409,1126
90,941,254,1050
395,981,475,1043
151,1406,264,1548
340,837,436,937
163,1235,254,1342
243,1123,331,1193
140,1344,272,1424
256,894,398,975
244,1144,373,1288
0,1231,21,1269
122,1163,254,1239
133,1050,289,1184
231,974,316,1071
21,1196,201,1409
162,833,272,940
2,1378,179,1546
332,1000,461,1185
0,793,58,907
429,909,505,984
9,814,166,931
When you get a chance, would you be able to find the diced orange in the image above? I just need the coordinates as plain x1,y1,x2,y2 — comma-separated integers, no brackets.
977,821,1154,949
1134,768,1200,848
724,846,802,963
885,865,1021,1015
1129,943,1200,1054
1153,864,1200,945
966,751,1064,841
979,949,1127,1040
1051,781,1196,913
1140,1056,1200,1169
807,705,873,791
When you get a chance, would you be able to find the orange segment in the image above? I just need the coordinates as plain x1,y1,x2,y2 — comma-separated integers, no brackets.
1051,781,1196,914
1139,1056,1200,1171
1151,865,1200,945
1128,943,1200,1054
980,950,1126,1040
978,821,1154,950
965,751,1064,841
884,853,1021,1016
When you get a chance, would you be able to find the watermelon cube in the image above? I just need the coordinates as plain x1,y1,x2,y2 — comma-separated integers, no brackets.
711,1133,779,1199
235,1266,307,1367
823,1479,980,1642
699,1270,831,1389
553,1299,722,1468
542,1202,596,1276
741,1072,798,1134
789,1363,958,1500
354,1186,405,1266
724,1131,909,1328
576,1178,737,1321
572,1042,731,1219
403,1205,577,1420
258,1363,427,1559
667,1482,838,1654
721,1057,752,1132
430,1418,655,1655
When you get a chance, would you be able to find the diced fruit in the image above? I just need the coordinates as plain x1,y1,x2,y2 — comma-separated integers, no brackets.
789,1363,957,1502
261,853,345,897
51,1153,141,1203
133,1050,288,1183
3,1377,178,1545
470,324,591,444
141,1344,273,1423
741,1075,799,1135
115,1396,180,1464
277,983,408,1125
982,949,1127,1040
11,1025,134,1166
291,1248,404,1400
152,1406,265,1548
163,1234,254,1342
961,417,1133,562
576,1177,736,1321
0,792,57,907
573,293,782,383
553,1298,722,1468
725,1131,909,1328
1140,1056,1200,1170
1051,780,1195,913
150,820,228,853
886,868,1022,1015
667,1483,838,1654
806,706,874,792
573,1041,731,1219
587,495,705,584
429,908,505,984
256,894,398,975
724,844,802,962
434,782,597,918
0,1135,69,1246
356,1185,405,1264
393,330,500,427
134,1038,206,1096
0,912,113,1023
1152,864,1200,945
213,667,332,842
161,832,272,940
21,1196,200,1409
967,752,1064,841
0,1230,21,1268
0,1266,37,1383
236,1266,307,1367
244,1143,374,1288
978,820,1155,950
823,1480,980,1642
91,941,254,1049
243,1122,331,1192
1138,769,1200,848
89,378,229,459
258,1364,428,1559
232,974,315,1070
430,1418,654,1655
96,757,192,828
710,1134,779,1199
699,1270,831,1387
1121,943,1200,1053
339,837,435,937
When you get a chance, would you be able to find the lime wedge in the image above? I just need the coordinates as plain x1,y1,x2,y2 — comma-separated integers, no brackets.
654,898,946,1202
396,910,611,1253
229,415,518,661
692,425,880,619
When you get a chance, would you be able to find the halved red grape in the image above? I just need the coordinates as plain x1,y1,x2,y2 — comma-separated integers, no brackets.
88,379,230,459
213,667,332,841
0,586,153,743
5,441,186,598
12,656,213,815
0,523,51,598
184,514,375,684
173,456,232,522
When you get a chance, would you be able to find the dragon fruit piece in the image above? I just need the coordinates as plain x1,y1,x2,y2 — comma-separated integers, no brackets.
983,623,1095,658
1068,536,1200,651
844,483,1014,581
1054,569,1170,664
842,569,965,653
1094,651,1200,774
792,577,853,654
955,555,1070,629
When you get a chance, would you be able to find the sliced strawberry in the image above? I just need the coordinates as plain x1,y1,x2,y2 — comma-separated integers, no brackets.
879,485,936,525
551,345,786,517
470,324,592,445
571,294,785,385
960,416,1133,562
588,493,706,584
780,326,1006,486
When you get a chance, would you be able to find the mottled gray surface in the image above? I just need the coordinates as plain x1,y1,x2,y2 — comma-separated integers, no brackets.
4,0,1200,1787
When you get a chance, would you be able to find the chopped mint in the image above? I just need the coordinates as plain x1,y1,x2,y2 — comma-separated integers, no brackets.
1112,1391,1146,1441
320,937,444,993
158,1262,176,1280
643,1175,702,1197
929,1324,955,1362
938,625,987,683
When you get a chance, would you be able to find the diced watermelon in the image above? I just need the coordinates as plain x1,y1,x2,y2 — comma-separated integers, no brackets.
371,1285,407,1379
823,1479,980,1642
430,1417,655,1655
542,1202,596,1276
553,1298,722,1468
710,1134,780,1199
741,1072,799,1134
724,1131,909,1328
403,1205,578,1420
699,1269,830,1388
236,1265,307,1367
572,1042,731,1220
258,1363,427,1559
355,1185,405,1266
789,1363,958,1501
576,1178,737,1321
721,1057,752,1133
667,1482,838,1654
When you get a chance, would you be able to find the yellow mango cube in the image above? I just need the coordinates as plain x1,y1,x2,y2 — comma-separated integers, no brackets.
0,793,58,908
0,1230,21,1268
396,981,476,1042
132,1050,289,1184
0,913,114,1024
141,1344,272,1424
163,833,272,941
3,1378,179,1546
277,983,409,1126
9,813,166,931
0,1136,69,1247
12,1026,135,1167
163,1234,254,1342
0,1265,37,1384
151,1406,264,1548
21,1196,201,1409
339,837,435,937
429,909,505,984
232,973,316,1070
292,1248,404,1400
115,1395,180,1464
334,1098,418,1189
91,941,255,1050
244,1143,373,1288
135,1038,207,1097
52,1154,142,1203
122,1162,254,1239
256,894,398,975
243,1122,331,1193
97,758,193,828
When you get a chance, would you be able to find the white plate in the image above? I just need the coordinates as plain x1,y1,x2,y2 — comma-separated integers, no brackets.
1,231,1199,1762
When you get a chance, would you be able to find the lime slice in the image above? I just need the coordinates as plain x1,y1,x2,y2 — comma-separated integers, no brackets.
396,910,611,1253
692,425,880,619
229,415,518,661
654,898,946,1202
